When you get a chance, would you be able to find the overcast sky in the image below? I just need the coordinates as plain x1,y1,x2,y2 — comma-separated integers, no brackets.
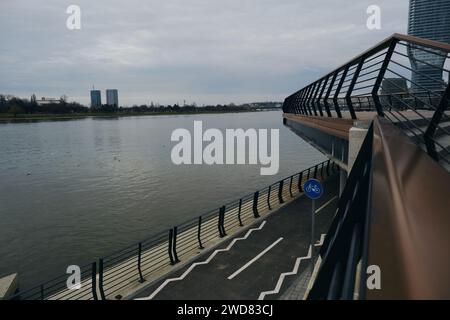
0,0,409,106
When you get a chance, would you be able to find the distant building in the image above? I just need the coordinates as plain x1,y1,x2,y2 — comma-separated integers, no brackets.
381,78,409,109
90,90,102,108
106,89,119,107
381,78,408,95
36,97,61,106
408,0,450,92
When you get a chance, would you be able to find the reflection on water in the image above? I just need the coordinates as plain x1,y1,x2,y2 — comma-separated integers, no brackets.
0,111,324,288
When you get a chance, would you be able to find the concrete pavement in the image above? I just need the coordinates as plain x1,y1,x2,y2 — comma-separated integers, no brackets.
133,176,339,300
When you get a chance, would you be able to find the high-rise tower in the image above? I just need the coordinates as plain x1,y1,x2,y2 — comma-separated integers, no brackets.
90,90,102,108
106,89,119,107
408,0,450,92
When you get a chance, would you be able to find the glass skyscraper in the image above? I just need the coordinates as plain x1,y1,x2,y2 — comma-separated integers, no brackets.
408,0,450,92
90,90,102,108
106,89,119,107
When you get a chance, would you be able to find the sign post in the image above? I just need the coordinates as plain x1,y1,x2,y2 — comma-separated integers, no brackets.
303,178,324,273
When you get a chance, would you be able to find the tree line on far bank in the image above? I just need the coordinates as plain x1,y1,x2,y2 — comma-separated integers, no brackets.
0,94,281,117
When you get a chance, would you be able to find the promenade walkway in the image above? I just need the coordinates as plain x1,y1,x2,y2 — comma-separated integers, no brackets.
133,176,339,300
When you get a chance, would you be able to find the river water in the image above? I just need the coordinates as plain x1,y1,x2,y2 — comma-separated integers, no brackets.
0,111,324,289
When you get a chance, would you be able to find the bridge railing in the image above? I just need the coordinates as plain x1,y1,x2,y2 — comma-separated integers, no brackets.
307,124,373,300
307,117,450,299
282,33,450,166
10,159,338,300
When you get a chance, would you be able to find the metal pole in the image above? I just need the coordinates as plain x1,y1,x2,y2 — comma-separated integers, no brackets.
289,176,294,197
278,180,284,204
98,259,106,300
311,199,316,275
298,172,303,192
168,229,175,265
197,216,204,249
173,226,180,263
137,243,145,283
238,199,243,226
220,206,227,237
91,262,98,301
218,208,224,237
253,192,260,218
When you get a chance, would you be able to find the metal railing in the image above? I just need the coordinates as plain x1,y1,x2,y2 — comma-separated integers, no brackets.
307,117,450,299
282,33,450,167
10,160,338,300
307,124,373,300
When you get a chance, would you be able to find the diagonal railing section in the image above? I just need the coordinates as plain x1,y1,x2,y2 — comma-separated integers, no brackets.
282,33,450,168
10,160,338,300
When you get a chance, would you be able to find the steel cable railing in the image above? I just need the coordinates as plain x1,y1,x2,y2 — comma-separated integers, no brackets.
282,33,450,167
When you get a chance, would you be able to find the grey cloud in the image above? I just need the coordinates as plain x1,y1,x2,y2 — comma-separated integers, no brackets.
0,0,408,106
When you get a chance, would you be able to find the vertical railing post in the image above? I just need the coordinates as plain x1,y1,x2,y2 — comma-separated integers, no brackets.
346,57,366,120
91,262,98,301
307,168,311,180
308,82,319,116
294,92,303,115
267,185,272,210
333,66,349,118
168,229,175,265
318,75,331,117
297,91,306,115
197,216,204,249
289,176,294,197
278,180,284,204
372,39,397,117
238,199,243,226
320,162,325,179
313,165,318,179
424,82,450,161
304,85,314,115
218,208,224,237
219,206,227,237
299,89,308,115
98,258,106,300
325,72,338,118
298,172,303,192
310,81,322,116
326,160,331,177
137,243,145,283
253,191,260,218
173,226,180,263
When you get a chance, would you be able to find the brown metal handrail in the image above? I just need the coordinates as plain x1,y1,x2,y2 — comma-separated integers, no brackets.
368,117,450,299
307,117,450,299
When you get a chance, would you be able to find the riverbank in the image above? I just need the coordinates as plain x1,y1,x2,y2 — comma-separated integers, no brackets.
0,109,280,123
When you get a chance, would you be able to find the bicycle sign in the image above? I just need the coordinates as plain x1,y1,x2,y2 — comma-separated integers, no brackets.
303,179,323,200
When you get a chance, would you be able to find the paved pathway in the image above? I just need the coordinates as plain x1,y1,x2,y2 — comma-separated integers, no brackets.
134,176,339,300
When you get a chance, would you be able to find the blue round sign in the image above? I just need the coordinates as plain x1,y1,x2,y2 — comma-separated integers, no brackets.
303,179,324,200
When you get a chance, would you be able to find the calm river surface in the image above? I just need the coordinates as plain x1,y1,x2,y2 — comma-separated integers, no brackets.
0,111,324,289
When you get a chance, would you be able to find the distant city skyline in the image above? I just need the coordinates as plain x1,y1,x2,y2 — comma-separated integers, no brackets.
1,0,409,106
